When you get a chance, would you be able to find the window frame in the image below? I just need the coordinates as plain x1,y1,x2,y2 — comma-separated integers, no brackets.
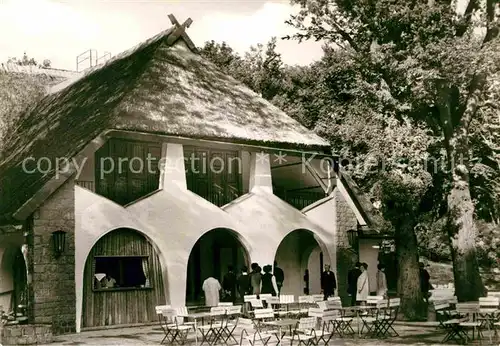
91,255,153,292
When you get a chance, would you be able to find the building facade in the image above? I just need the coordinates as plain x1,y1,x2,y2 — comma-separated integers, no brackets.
0,16,385,335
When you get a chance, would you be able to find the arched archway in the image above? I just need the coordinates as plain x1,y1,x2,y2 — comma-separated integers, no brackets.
0,247,27,314
82,228,165,327
274,229,332,297
186,228,249,305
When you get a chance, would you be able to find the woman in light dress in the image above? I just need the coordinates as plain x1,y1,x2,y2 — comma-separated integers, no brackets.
376,264,388,297
357,263,370,304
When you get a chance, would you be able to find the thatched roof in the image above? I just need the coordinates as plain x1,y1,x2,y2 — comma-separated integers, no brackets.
0,21,330,223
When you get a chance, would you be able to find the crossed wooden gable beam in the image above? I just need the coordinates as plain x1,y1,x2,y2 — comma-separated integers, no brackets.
166,14,197,51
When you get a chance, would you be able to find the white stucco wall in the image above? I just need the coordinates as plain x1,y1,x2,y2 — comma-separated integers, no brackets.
74,142,342,332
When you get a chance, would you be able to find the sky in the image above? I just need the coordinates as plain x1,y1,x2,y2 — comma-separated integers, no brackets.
0,0,325,71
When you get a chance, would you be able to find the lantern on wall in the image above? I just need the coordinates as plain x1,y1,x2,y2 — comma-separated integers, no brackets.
52,230,67,258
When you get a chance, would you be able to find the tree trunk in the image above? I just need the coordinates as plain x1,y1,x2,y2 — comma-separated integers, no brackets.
446,146,486,301
437,80,486,301
395,218,426,320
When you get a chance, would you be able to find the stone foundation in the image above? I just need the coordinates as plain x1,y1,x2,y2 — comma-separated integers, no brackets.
1,324,52,345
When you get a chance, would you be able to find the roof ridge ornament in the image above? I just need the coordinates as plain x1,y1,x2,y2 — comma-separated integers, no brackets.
166,14,197,51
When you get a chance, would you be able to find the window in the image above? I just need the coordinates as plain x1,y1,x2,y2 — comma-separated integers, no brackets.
93,256,151,291
95,139,161,205
184,146,242,206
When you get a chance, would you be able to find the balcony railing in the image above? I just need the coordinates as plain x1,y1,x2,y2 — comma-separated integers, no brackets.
275,190,326,210
75,180,95,192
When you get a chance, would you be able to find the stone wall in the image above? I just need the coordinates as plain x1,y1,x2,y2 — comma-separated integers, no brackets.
334,189,358,306
30,179,76,334
1,324,52,345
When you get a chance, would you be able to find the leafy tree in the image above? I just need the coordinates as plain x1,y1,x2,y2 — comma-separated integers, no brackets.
286,0,500,303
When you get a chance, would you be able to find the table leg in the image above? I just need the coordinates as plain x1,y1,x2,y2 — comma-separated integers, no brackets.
194,319,198,346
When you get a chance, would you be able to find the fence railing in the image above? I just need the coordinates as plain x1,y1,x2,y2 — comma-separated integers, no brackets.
75,180,95,192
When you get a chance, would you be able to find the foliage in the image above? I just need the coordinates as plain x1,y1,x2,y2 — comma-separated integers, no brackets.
6,52,51,68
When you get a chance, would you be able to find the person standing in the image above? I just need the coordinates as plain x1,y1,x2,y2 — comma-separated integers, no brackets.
273,261,284,295
321,264,337,300
419,262,431,302
347,262,362,306
222,265,237,303
376,264,388,297
237,266,251,301
261,265,279,296
356,263,369,304
303,269,310,295
202,276,222,307
249,263,262,298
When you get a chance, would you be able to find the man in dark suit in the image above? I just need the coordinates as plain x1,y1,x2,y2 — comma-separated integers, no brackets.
222,265,237,303
347,262,362,306
321,264,337,300
273,261,284,295
237,266,251,301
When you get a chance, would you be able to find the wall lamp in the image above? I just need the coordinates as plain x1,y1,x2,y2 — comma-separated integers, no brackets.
52,230,67,258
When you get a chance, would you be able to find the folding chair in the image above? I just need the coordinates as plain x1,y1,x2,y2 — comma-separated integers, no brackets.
156,305,173,344
282,317,317,346
434,300,455,330
298,296,314,317
457,303,483,344
373,298,399,338
329,302,355,337
320,308,350,340
162,308,192,345
174,306,196,329
252,308,276,332
239,317,274,346
359,299,386,336
220,305,241,345
198,306,226,345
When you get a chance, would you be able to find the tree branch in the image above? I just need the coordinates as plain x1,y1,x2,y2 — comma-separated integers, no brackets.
456,0,478,37
483,0,500,45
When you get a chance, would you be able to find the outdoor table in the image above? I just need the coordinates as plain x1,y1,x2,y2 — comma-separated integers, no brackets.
261,318,298,345
178,311,224,346
342,305,375,337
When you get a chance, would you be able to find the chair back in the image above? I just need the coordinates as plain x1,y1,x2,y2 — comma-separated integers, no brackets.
456,303,479,322
238,317,256,330
253,308,275,320
448,296,458,305
487,291,500,298
280,295,294,304
161,308,178,324
375,299,389,309
266,296,280,305
260,294,272,301
227,305,242,314
366,296,384,305
298,317,316,331
218,302,234,307
389,298,401,307
210,306,227,314
327,296,341,302
479,297,499,313
325,300,342,310
322,308,341,320
244,295,257,302
311,294,324,302
434,300,451,311
249,299,264,309
155,305,171,315
299,295,313,303
308,307,324,318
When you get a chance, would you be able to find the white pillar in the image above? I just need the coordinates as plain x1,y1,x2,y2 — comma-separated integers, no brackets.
160,143,187,190
248,152,273,194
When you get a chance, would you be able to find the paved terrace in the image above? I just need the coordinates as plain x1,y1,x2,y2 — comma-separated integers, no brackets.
37,322,493,346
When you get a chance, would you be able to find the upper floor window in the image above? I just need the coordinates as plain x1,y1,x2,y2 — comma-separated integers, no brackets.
95,139,161,205
184,146,243,207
